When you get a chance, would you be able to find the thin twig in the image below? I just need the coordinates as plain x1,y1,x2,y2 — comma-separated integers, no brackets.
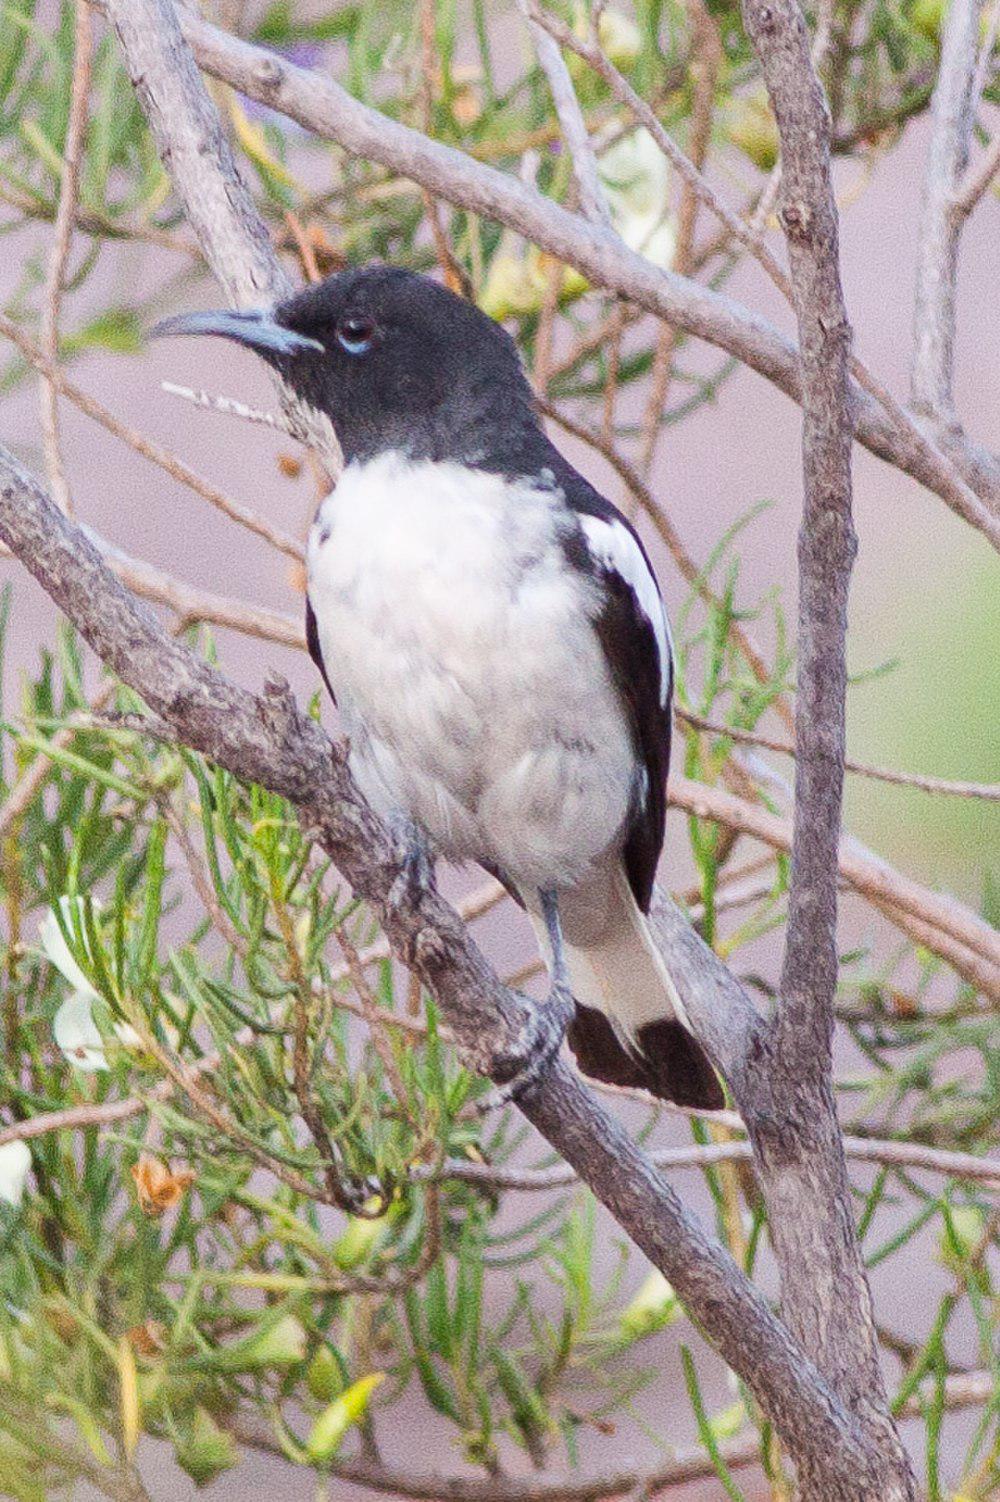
522,2,611,228
417,1135,1000,1192
86,531,304,645
418,0,467,294
911,0,984,418
39,0,93,516
950,0,1000,218
0,182,197,253
740,748,1000,1001
670,770,1000,982
0,313,305,560
4,1092,995,1190
226,1368,993,1502
161,381,296,434
678,708,1000,800
638,0,720,475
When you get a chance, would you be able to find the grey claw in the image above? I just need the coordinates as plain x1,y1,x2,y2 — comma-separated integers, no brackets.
477,984,573,1113
387,817,434,910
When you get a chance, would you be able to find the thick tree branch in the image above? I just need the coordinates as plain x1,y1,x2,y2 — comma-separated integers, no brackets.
103,0,341,473
739,1,915,1497
106,2,285,309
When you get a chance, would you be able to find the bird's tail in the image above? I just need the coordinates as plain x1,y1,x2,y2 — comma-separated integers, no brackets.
531,867,723,1111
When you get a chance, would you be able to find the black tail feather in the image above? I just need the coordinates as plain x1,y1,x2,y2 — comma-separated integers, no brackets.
567,1005,724,1111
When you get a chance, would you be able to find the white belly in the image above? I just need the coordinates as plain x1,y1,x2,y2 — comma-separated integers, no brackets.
306,452,637,892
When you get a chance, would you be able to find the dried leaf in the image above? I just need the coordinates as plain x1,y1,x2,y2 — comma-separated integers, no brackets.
131,1154,195,1216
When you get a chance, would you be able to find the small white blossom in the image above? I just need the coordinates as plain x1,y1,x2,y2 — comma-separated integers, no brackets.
0,1141,31,1209
38,896,99,998
594,7,642,69
480,128,674,323
40,897,135,1069
599,128,676,269
53,991,110,1073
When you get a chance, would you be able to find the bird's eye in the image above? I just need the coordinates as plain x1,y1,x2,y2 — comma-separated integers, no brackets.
336,315,377,355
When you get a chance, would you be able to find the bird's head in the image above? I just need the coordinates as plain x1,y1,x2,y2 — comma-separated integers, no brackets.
151,265,541,467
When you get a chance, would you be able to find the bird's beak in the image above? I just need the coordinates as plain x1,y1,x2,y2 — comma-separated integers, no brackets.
149,306,324,357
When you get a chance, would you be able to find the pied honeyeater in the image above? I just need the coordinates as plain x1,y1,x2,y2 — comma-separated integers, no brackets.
154,266,722,1111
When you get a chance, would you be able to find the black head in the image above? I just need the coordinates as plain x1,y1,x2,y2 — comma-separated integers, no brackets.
152,265,543,469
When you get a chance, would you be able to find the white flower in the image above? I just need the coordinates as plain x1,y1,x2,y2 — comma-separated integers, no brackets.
0,1141,31,1209
599,128,676,269
52,991,109,1073
38,896,99,997
595,7,642,70
39,897,134,1070
571,5,642,74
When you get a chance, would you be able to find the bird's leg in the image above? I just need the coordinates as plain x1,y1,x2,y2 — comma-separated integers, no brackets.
387,813,435,911
479,888,574,1111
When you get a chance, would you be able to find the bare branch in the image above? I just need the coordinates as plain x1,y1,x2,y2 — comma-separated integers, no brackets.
519,2,612,228
422,1137,1000,1193
912,0,984,418
228,1411,763,1501
952,131,1000,217
740,0,914,1494
738,748,1000,1001
161,382,296,436
670,771,1000,973
227,1367,994,1502
107,0,286,308
6,1091,997,1189
526,3,1000,543
102,0,340,475
639,0,721,475
38,0,92,515
678,707,1000,800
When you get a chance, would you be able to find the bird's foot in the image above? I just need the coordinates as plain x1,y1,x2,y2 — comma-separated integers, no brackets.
477,983,574,1113
387,816,434,911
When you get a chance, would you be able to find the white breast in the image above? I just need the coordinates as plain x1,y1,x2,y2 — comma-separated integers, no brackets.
306,452,638,893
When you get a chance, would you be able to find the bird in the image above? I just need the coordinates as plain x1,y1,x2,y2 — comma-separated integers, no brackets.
153,265,723,1111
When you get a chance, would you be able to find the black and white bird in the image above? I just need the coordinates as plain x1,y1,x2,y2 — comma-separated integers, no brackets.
154,266,722,1111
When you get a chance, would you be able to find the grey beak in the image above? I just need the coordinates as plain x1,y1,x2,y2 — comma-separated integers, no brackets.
149,306,324,357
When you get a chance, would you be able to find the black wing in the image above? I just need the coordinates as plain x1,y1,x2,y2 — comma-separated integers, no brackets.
557,472,672,914
305,595,337,706
591,544,672,912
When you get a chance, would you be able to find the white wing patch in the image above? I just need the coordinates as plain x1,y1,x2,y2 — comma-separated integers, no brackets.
580,514,673,706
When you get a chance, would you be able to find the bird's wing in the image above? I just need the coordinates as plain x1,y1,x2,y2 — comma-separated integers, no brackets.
305,595,337,706
573,500,673,913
